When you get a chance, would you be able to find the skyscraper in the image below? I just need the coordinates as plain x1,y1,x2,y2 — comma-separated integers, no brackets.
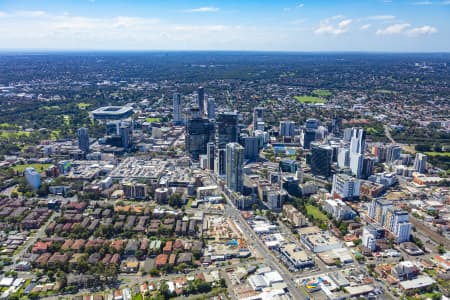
77,127,90,153
197,86,205,115
226,143,244,193
242,136,259,161
310,142,332,178
120,122,133,150
253,107,264,129
350,152,364,178
207,142,215,171
207,97,215,120
362,157,376,179
350,128,366,178
343,128,353,142
386,145,402,163
216,112,239,148
172,93,183,123
186,107,214,160
337,146,350,168
280,120,295,137
301,128,316,150
350,128,366,154
305,118,319,130
413,153,427,174
216,148,227,175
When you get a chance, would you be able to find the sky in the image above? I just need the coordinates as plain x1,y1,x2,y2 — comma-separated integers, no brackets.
0,0,449,52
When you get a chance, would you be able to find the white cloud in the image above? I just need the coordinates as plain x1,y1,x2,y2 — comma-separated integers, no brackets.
339,19,352,27
0,11,7,17
376,23,437,36
376,23,411,35
184,7,219,13
314,17,352,35
174,25,227,32
360,24,371,30
284,3,304,12
407,25,437,36
367,15,396,20
413,1,433,4
15,10,47,17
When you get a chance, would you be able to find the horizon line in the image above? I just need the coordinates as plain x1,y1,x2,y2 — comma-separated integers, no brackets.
0,49,449,55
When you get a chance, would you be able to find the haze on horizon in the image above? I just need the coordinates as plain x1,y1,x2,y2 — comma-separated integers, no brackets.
0,0,449,52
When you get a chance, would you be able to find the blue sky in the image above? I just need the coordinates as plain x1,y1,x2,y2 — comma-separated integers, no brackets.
0,0,448,51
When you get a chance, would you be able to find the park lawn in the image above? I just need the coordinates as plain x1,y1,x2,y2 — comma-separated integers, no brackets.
132,294,143,300
145,117,161,123
0,131,31,138
294,96,326,104
12,163,52,173
41,105,60,110
366,127,379,135
425,152,450,157
186,197,194,208
77,102,91,109
0,123,18,130
312,89,332,97
305,204,328,221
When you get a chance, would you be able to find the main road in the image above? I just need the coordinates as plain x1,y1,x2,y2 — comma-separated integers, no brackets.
221,194,309,300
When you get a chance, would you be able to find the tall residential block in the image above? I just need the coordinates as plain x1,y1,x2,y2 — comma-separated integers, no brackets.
77,127,90,153
173,93,183,123
226,143,244,193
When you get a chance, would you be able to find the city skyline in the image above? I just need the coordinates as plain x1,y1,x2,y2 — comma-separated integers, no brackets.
0,0,449,52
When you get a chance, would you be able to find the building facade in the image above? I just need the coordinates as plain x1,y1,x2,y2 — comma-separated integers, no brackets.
225,143,244,193
77,127,90,153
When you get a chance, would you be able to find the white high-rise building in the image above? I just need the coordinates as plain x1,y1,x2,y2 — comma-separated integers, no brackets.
395,222,412,243
413,153,427,174
349,128,366,178
337,146,350,168
332,173,361,200
362,226,377,251
226,143,244,193
343,128,353,142
350,152,364,178
350,128,366,154
25,167,41,190
172,93,183,123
